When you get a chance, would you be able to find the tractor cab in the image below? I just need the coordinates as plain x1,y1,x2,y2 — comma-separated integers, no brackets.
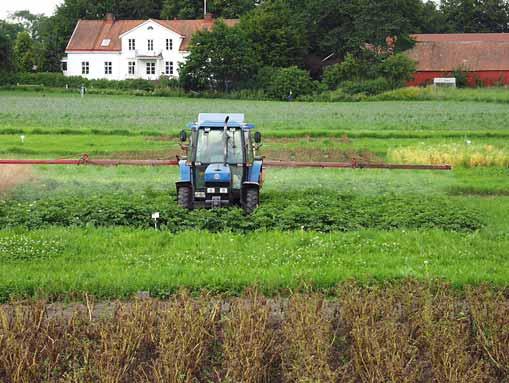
176,113,263,214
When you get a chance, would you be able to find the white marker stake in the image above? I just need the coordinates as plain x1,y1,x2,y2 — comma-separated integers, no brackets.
152,212,160,229
20,135,25,144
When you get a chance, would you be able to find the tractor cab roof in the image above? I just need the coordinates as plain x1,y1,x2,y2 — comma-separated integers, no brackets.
188,113,255,130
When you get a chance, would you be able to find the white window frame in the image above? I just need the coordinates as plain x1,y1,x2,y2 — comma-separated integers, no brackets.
81,61,89,75
128,38,136,50
128,61,136,75
166,38,173,50
104,61,112,75
147,39,154,51
146,62,155,75
165,61,174,75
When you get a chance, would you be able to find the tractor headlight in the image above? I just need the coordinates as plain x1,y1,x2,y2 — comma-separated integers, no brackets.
207,187,215,193
220,187,228,194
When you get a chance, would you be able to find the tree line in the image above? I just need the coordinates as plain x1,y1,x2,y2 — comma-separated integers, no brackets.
1,0,509,96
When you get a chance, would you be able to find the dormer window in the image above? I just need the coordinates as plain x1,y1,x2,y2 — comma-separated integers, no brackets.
101,39,111,47
147,39,154,51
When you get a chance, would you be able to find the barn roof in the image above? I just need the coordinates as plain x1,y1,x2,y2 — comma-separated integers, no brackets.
66,17,239,52
408,33,509,71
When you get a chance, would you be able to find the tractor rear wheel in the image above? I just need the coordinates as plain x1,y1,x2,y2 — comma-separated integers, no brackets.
243,188,259,215
177,186,193,210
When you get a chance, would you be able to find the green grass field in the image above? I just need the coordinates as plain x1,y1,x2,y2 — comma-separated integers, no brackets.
0,90,508,301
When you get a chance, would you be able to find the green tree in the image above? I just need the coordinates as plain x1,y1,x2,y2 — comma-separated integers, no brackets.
0,20,24,71
440,0,509,32
14,31,35,72
240,0,308,68
161,0,256,20
180,21,258,91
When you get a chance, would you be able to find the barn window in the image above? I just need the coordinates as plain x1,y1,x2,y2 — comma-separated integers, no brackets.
104,62,112,75
128,39,136,50
128,61,135,75
81,61,89,75
166,38,173,50
165,61,174,75
146,62,155,75
147,39,154,51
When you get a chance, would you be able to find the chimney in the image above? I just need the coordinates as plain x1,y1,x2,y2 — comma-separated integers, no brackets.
105,13,114,22
204,12,213,21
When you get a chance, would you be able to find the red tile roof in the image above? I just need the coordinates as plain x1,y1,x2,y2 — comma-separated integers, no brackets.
408,33,509,71
66,18,239,52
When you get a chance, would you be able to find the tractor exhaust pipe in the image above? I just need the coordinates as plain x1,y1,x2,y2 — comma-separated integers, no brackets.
223,115,230,165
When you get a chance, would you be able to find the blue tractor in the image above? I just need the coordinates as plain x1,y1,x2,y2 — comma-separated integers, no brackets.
176,113,263,214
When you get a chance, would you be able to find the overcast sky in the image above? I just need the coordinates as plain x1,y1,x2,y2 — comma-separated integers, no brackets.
0,0,63,20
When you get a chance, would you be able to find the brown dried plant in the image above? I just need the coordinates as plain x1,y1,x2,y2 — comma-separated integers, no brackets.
421,285,493,383
337,281,426,383
222,289,280,383
467,285,509,379
151,291,220,383
281,293,337,382
86,299,159,383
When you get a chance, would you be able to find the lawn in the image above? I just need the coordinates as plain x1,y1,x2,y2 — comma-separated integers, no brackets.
0,90,508,301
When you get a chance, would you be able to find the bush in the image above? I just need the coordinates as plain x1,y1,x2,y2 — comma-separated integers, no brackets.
323,53,416,91
0,72,19,86
380,53,416,87
17,72,87,88
0,72,163,92
323,54,364,90
341,77,392,96
452,67,469,88
264,66,316,100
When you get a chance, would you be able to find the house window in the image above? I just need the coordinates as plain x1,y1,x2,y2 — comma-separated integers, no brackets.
166,38,173,50
81,61,89,75
146,62,155,75
147,39,153,51
128,61,136,75
128,38,136,50
61,62,67,71
165,61,174,75
104,62,112,75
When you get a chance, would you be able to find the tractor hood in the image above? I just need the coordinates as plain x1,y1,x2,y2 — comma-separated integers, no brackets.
204,163,231,183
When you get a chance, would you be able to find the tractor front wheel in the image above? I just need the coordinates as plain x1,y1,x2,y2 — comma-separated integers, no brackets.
177,186,193,210
243,188,259,215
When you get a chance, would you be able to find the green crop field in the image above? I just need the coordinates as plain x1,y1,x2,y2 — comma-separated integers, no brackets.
0,90,508,301
2,89,509,382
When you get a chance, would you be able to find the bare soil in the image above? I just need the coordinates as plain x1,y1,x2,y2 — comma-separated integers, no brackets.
0,165,33,195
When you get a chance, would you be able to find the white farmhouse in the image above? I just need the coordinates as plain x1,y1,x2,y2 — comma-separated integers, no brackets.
62,13,238,80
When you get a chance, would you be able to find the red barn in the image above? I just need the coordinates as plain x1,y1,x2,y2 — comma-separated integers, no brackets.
407,33,509,87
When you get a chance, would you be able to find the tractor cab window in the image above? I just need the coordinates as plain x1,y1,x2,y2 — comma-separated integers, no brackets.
195,128,243,164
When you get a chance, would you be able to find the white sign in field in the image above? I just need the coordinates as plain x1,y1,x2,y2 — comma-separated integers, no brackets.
433,77,457,87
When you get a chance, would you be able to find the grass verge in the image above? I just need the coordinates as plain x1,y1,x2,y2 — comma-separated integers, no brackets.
1,228,508,301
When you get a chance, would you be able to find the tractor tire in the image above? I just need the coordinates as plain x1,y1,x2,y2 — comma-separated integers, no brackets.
177,186,193,210
243,188,259,215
